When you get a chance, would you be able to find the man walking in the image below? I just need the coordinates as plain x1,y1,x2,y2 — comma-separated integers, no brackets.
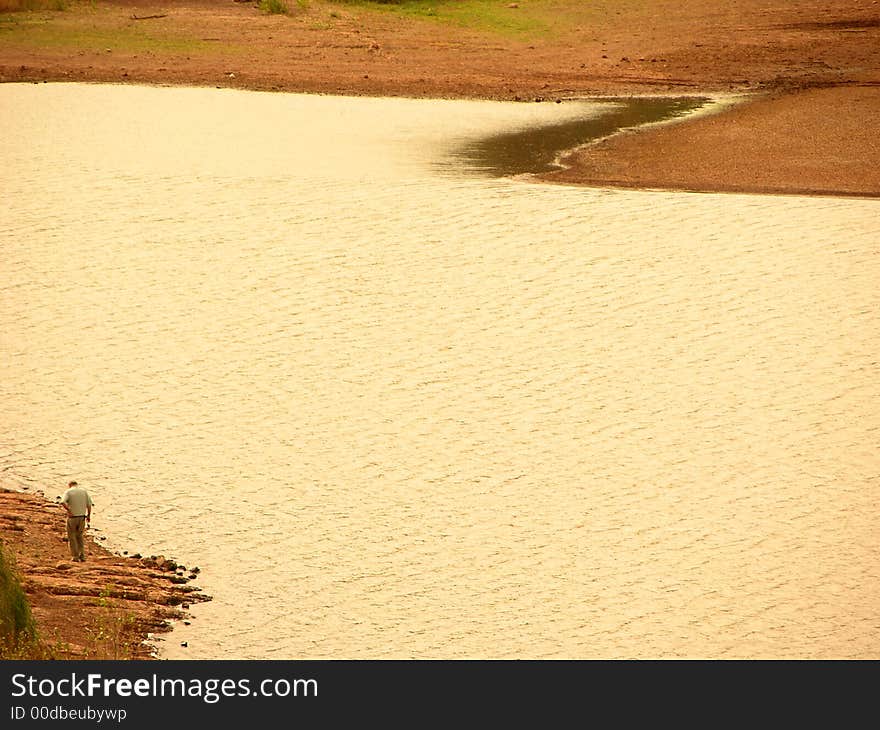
61,480,93,562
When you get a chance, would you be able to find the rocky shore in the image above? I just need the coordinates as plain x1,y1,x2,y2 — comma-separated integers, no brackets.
1,488,210,659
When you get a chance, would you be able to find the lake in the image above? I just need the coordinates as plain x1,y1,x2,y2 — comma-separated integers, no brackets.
1,82,877,659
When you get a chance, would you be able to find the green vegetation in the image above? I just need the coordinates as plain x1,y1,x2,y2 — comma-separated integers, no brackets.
0,0,627,46
86,586,140,659
259,0,311,14
260,0,290,15
0,542,38,659
339,0,550,38
0,548,142,659
335,0,605,39
0,0,227,55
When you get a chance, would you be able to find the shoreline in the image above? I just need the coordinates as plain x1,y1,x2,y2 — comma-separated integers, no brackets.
1,0,878,196
540,83,880,198
0,487,210,659
8,76,878,199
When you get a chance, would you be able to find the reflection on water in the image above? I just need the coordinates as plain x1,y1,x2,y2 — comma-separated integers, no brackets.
452,97,708,176
1,83,878,660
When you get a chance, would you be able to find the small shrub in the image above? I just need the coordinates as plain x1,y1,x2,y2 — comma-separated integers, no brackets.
259,0,289,14
0,543,38,658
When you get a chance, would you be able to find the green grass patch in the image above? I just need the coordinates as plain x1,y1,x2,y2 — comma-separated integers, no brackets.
334,0,614,40
0,543,38,659
0,5,227,55
260,0,311,13
341,0,552,38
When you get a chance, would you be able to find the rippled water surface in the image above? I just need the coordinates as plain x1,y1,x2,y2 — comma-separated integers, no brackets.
2,83,878,659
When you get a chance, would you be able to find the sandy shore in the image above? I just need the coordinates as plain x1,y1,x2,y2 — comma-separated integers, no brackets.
544,85,880,197
1,488,209,659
